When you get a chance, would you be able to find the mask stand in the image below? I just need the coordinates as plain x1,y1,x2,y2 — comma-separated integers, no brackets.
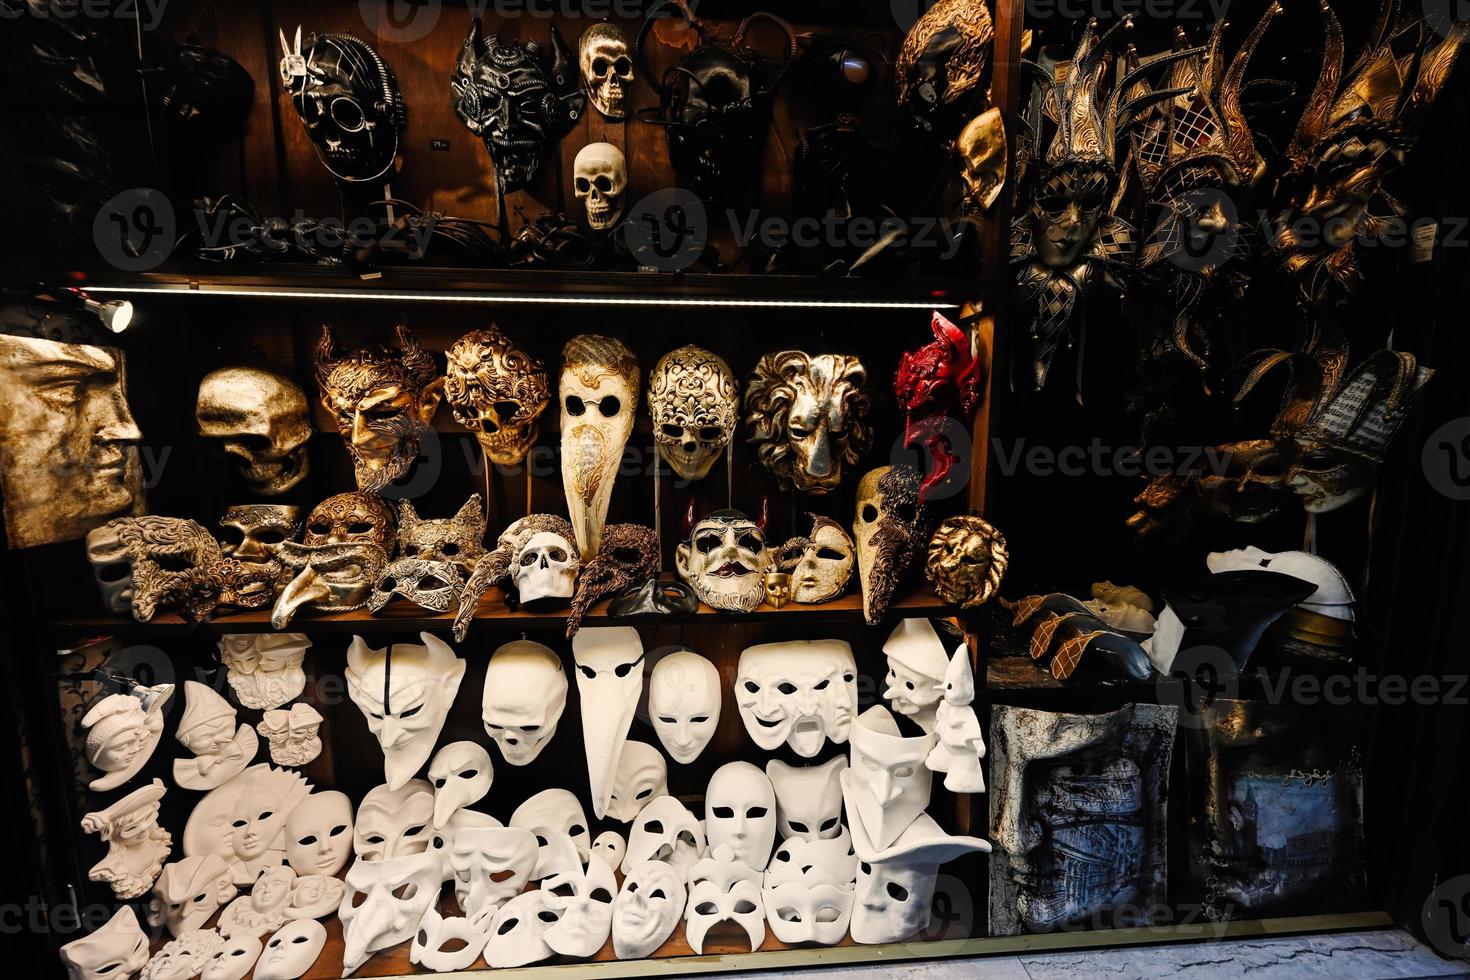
1304,512,1317,554
653,450,663,577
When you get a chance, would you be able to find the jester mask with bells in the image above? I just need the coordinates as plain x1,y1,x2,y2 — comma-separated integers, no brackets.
173,680,257,792
649,345,738,481
183,764,313,886
744,350,872,495
482,639,568,766
894,0,993,133
278,28,405,183
345,632,467,790
774,514,855,604
573,626,646,819
397,495,485,575
196,367,311,496
445,326,549,467
314,324,444,492
854,464,935,626
454,513,578,640
925,514,1008,609
676,509,772,613
560,334,638,558
894,312,984,498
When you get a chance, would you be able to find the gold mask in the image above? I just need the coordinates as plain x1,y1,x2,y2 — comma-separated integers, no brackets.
925,515,1008,609
444,326,549,467
196,367,311,496
957,107,1006,215
303,492,397,554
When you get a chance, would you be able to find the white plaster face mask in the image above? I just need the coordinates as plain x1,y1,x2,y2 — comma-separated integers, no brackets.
85,523,135,614
511,789,591,878
736,640,858,757
685,844,765,954
411,906,493,973
60,907,151,980
592,830,625,867
150,854,237,937
216,865,295,939
354,780,435,861
141,930,225,980
484,889,559,967
217,633,310,710
623,795,704,876
845,705,938,851
607,740,667,822
849,811,990,944
284,874,344,921
612,861,686,959
285,790,353,878
199,933,261,980
82,684,173,792
649,650,721,764
173,680,257,791
762,830,858,945
541,851,617,958
338,849,444,977
257,703,324,767
428,741,493,829
81,778,169,901
767,756,847,841
559,334,638,558
449,825,539,916
571,626,645,818
254,919,325,980
482,639,567,766
183,764,313,886
705,762,777,871
345,632,467,790
514,530,580,603
882,619,953,732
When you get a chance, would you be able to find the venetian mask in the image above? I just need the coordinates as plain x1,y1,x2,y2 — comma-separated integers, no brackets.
957,107,1006,213
196,367,311,495
173,680,257,791
346,632,466,790
685,844,764,954
762,831,857,945
303,491,396,549
623,795,705,876
1196,439,1291,525
514,530,579,604
774,514,854,604
705,762,777,871
354,780,435,862
607,740,668,823
82,684,173,792
150,854,237,937
411,907,493,973
612,861,685,959
609,577,699,618
216,865,294,938
272,541,388,627
843,705,938,850
560,334,639,558
895,312,984,498
183,764,313,886
881,618,957,732
258,702,325,767
446,330,548,476
926,515,1008,609
567,523,660,636
854,464,933,626
649,345,738,481
482,639,567,765
455,513,576,638
764,571,791,608
314,324,444,492
85,522,134,614
368,556,464,612
80,779,171,900
198,933,260,980
573,142,628,231
927,644,985,793
139,930,224,980
285,791,353,878
736,640,857,757
767,757,846,842
745,350,871,495
338,849,443,976
511,791,591,878
572,626,645,818
449,825,539,916
676,509,771,613
397,495,485,574
218,504,300,571
894,0,992,131
102,517,230,623
580,22,632,119
427,741,493,830
253,919,325,980
279,28,404,182
217,633,311,711
592,831,625,868
649,650,721,764
541,852,617,958
59,908,150,980
850,811,990,944
484,891,558,967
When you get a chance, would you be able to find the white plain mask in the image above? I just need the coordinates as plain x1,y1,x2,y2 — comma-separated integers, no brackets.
767,756,847,841
571,626,645,818
411,906,494,973
253,919,325,980
353,780,435,862
345,632,467,791
735,640,857,757
484,889,558,967
623,795,704,876
845,705,937,850
511,789,591,878
482,639,567,766
541,851,618,957
427,741,493,829
607,740,667,822
338,849,444,977
881,619,952,731
849,811,990,944
762,830,858,945
285,791,353,878
60,907,150,980
591,830,625,868
612,861,686,959
449,825,539,917
199,933,261,980
515,531,580,603
685,843,765,954
649,650,721,764
705,762,777,871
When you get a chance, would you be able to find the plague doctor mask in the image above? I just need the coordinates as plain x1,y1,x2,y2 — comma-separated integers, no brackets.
649,345,738,481
572,626,645,818
279,28,404,183
881,618,959,732
199,933,261,980
285,791,353,878
541,852,618,958
560,334,639,558
677,509,771,613
608,740,668,823
482,639,567,765
515,531,580,604
762,831,857,945
484,890,559,967
705,762,777,871
854,464,934,625
445,326,549,467
354,780,435,861
623,795,705,876
744,350,872,495
218,633,310,711
183,765,312,886
60,907,150,980
736,640,857,757
338,849,443,977
253,919,325,980
149,854,238,937
173,680,258,791
580,22,633,120
767,756,846,841
612,861,685,959
397,495,485,576
649,650,721,763
346,632,466,790
449,825,539,916
685,844,764,954
850,811,990,944
427,741,493,829
774,514,855,604
196,367,311,496
511,790,591,878
843,705,938,850
273,542,389,627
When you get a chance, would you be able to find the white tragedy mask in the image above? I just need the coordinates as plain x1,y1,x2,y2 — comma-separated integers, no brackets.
612,860,685,959
623,795,705,876
849,811,990,944
571,626,645,818
540,851,618,958
685,843,765,954
648,649,722,764
705,761,777,871
559,334,638,558
449,825,539,917
253,919,325,980
338,849,444,977
762,830,857,946
844,705,938,850
345,632,467,790
353,780,435,862
735,640,858,757
427,741,493,829
482,639,567,766
607,740,668,823
511,789,592,878
767,756,847,841
285,791,353,878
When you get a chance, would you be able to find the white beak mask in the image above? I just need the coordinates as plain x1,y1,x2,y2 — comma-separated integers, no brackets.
345,632,467,790
767,756,847,841
623,795,705,876
148,854,237,937
253,919,325,980
482,639,567,766
762,830,858,945
559,334,639,558
172,680,257,791
612,861,686,959
183,764,313,886
353,780,435,862
849,811,990,944
735,640,858,757
411,906,494,973
844,705,937,850
607,740,668,823
449,825,539,917
591,830,625,868
925,643,986,793
427,741,493,829
484,889,559,967
881,618,956,732
198,933,261,980
541,851,618,958
60,907,150,980
649,649,722,763
685,843,765,954
571,626,645,818
514,530,580,603
510,789,591,878
338,849,444,977
285,791,353,878
705,762,777,871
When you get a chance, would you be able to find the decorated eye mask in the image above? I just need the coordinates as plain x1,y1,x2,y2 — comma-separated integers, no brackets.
849,811,990,944
649,345,738,481
767,756,847,841
427,741,493,829
649,650,722,764
676,509,772,613
183,765,313,887
284,791,354,878
510,790,591,878
353,780,435,861
572,626,646,818
735,640,858,757
217,503,300,568
705,761,777,871
685,844,765,954
272,541,389,628
843,705,937,851
484,890,559,967
622,795,705,876
302,491,397,550
540,851,617,958
775,514,855,604
367,556,465,613
345,632,467,790
612,861,686,959
278,28,404,183
396,494,485,574
253,919,325,980
60,904,150,980
101,516,229,623
559,334,639,559
338,849,443,977
445,326,550,467
762,830,858,946
448,825,539,917
149,854,237,937
482,639,567,766
607,740,668,823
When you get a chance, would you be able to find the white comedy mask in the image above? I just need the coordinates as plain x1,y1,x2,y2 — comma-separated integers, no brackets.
482,639,567,766
767,756,847,841
217,633,310,710
623,795,705,876
763,831,858,946
676,509,771,613
338,849,443,977
173,681,257,791
427,741,493,829
612,861,685,959
607,740,668,823
449,825,539,916
881,618,957,732
649,650,721,763
850,811,990,944
511,789,591,878
60,908,150,980
285,790,353,877
541,851,618,958
844,705,937,850
573,142,628,231
649,345,738,481
345,632,467,790
560,334,638,558
705,762,777,870
183,764,313,886
253,919,325,980
354,780,435,861
514,530,580,603
572,626,645,818
685,844,765,954
736,640,858,757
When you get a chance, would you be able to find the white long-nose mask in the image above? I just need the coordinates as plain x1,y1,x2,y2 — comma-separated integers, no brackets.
338,849,444,977
572,626,645,818
767,756,846,841
612,860,686,959
353,780,435,862
427,741,493,829
649,650,721,763
844,705,937,850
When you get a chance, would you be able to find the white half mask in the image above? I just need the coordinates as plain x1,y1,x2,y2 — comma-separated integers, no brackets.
254,919,325,980
762,831,857,945
649,650,722,764
514,531,580,603
573,142,629,231
284,874,344,921
541,851,618,957
623,795,705,876
649,345,738,481
427,741,493,829
925,644,986,794
685,844,765,954
142,930,225,980
592,830,625,868
354,780,435,862
767,756,847,841
607,740,667,822
199,933,261,980
217,865,296,939
149,854,237,937
345,632,467,790
82,684,173,792
411,906,493,973
676,509,772,613
85,524,135,614
285,790,353,877
705,762,777,871
173,680,257,791
60,907,150,980
778,514,856,604
849,811,990,944
338,849,444,977
612,860,686,959
484,889,558,967
845,706,937,851
571,626,645,818
735,640,858,757
511,789,591,877
882,619,953,732
560,334,638,558
482,639,567,766
450,825,539,916
184,764,313,886
217,633,310,711
1206,547,1355,619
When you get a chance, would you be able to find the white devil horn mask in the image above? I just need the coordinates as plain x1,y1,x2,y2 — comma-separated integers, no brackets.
571,626,645,818
345,632,466,790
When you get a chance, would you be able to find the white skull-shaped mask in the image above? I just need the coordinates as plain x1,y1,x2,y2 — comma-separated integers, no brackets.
844,705,937,851
60,908,150,980
705,762,777,871
540,852,618,958
427,741,493,829
573,142,628,231
345,632,467,790
736,640,858,757
685,844,765,954
352,780,435,862
254,919,325,980
449,825,539,916
572,626,645,818
579,22,632,119
514,531,580,604
483,890,558,967
775,514,856,604
881,618,956,732
767,756,847,841
338,849,443,976
849,811,990,945
762,831,858,946
285,791,353,878
149,854,238,937
612,861,685,959
560,334,638,558
196,366,311,496
623,795,705,876
607,740,668,823
649,650,722,764
511,790,592,878
676,509,771,613
649,346,738,481
482,640,567,766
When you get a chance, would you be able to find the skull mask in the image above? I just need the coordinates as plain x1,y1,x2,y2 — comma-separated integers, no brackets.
649,650,722,764
854,464,934,625
843,706,938,850
1196,439,1290,524
607,740,668,823
368,556,464,613
60,908,150,980
445,326,549,467
313,324,444,493
515,531,580,604
650,345,738,481
685,844,764,954
303,491,397,550
85,522,135,614
455,513,575,638
736,640,857,757
397,495,485,575
338,849,443,976
572,626,645,818
957,107,1006,213
763,831,857,945
850,811,990,944
279,29,405,182
272,541,388,628
622,795,705,876
580,22,632,119
218,504,300,570
677,509,771,613
427,741,493,830
541,852,617,958
926,515,1008,608
353,780,435,862
775,514,855,604
567,523,659,636
149,854,237,937
448,825,538,916
345,633,467,790
196,367,311,495
705,762,777,870
511,791,591,878
573,143,628,231
482,640,568,766
612,861,685,959
766,756,846,842
560,334,639,558
745,350,871,495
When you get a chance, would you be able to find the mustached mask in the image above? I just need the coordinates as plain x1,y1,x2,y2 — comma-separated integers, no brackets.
345,632,467,790
511,791,591,878
482,640,567,765
648,650,722,763
368,557,464,613
279,28,405,182
767,756,847,841
612,861,685,959
676,509,771,612
849,811,990,944
762,830,857,945
843,705,938,850
572,627,645,818
854,464,934,625
736,640,857,757
560,334,639,559
607,740,668,823
338,849,442,976
685,844,764,954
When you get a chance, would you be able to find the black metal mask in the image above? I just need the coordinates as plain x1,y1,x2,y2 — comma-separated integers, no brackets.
279,28,405,183
609,578,699,619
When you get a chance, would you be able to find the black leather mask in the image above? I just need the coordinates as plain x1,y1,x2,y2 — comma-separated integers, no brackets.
609,577,699,619
279,28,405,183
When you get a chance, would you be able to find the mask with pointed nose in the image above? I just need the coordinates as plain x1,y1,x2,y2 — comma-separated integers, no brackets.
843,706,936,850
426,741,493,829
344,632,466,790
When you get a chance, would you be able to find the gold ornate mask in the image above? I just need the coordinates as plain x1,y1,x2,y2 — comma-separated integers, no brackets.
397,495,485,575
925,515,1008,609
559,334,639,558
649,345,738,482
218,504,300,571
957,107,1006,214
195,367,311,496
744,351,871,495
303,491,397,554
895,0,993,131
444,326,549,467
104,517,228,623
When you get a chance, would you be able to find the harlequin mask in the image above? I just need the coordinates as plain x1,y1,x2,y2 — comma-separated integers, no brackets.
676,509,771,612
173,680,257,791
881,618,958,732
345,632,467,789
854,465,934,625
482,640,567,765
849,811,990,944
254,920,325,980
745,350,871,494
685,844,764,954
103,517,229,623
368,556,464,613
511,791,591,877
353,780,435,861
568,523,659,636
397,495,485,574
623,795,705,876
580,22,632,119
514,531,579,604
338,849,443,976
484,890,558,967
445,326,549,467
150,854,237,937
649,650,721,763
762,831,857,945
85,522,134,614
183,764,313,886
608,740,668,823
612,861,685,959
427,741,493,830
285,791,353,878
196,367,311,496
926,515,1007,608
775,514,855,604
82,684,173,792
560,334,638,558
649,345,738,481
449,825,538,916
272,541,388,627
60,908,150,980
541,852,617,958
218,504,300,568
314,324,444,492
767,757,846,842
894,0,993,131
303,491,396,550
705,762,777,871
217,633,311,711
843,706,937,850
895,312,984,498
279,28,404,182
573,626,645,818
736,640,857,757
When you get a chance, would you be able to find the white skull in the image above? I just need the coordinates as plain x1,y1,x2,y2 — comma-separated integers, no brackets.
579,23,633,119
514,531,580,603
195,367,311,496
648,346,738,481
573,142,628,231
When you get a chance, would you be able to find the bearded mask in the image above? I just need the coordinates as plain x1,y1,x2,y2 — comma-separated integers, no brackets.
345,632,466,790
103,517,229,623
580,22,632,119
338,849,442,976
854,465,934,626
314,324,443,492
445,326,549,467
926,514,1007,608
895,0,993,131
397,495,485,574
745,350,871,495
567,523,659,637
481,640,567,765
573,626,645,819
736,640,857,758
676,509,771,612
196,367,311,496
560,334,638,558
849,811,990,944
60,908,150,980
279,28,404,182
774,514,854,604
896,312,984,498
649,345,738,481
763,831,857,945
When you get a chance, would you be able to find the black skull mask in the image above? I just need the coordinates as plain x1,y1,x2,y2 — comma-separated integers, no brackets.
280,28,405,183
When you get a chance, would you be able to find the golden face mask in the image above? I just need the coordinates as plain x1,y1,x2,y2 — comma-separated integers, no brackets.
957,107,1006,215
196,367,311,496
303,491,397,553
744,351,871,495
445,326,549,467
925,515,1008,609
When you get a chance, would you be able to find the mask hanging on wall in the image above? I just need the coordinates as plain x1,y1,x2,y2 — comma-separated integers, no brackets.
427,741,493,829
774,514,854,604
511,791,591,878
580,22,633,119
541,852,618,958
957,107,1007,213
649,345,738,481
279,28,404,183
612,861,685,959
353,780,435,862
560,334,639,559
736,640,857,757
842,705,938,850
676,509,771,612
744,350,871,495
258,703,324,767
445,326,549,468
482,639,568,765
397,495,485,575
149,855,237,937
849,811,990,944
448,825,539,917
895,312,985,498
80,779,171,901
649,650,721,763
705,762,777,871
573,142,628,231
338,849,443,976
926,644,985,793
894,0,993,132
273,541,388,627
568,523,659,636
622,795,705,876
925,515,1007,609
196,367,311,496
82,684,173,792
767,757,846,842
345,632,466,790
217,633,311,711
762,831,857,945
173,680,258,791
59,908,150,980
572,626,645,818
853,464,934,625
607,740,668,823
484,890,558,967
284,791,353,878
253,919,325,980
685,844,764,954
455,513,577,638
184,764,313,886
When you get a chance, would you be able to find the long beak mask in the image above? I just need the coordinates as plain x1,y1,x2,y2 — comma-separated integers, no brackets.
853,465,932,626
558,334,638,559
571,626,645,819
271,541,388,629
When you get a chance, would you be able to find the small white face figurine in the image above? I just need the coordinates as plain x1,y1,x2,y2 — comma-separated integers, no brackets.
427,741,493,829
541,851,618,958
843,705,937,851
736,640,857,757
345,631,467,790
256,703,324,767
612,861,686,959
60,907,150,980
449,825,539,916
353,780,435,861
648,650,721,764
571,626,645,819
173,680,257,791
705,762,777,871
606,740,667,823
217,633,311,710
881,618,953,732
253,919,326,980
685,844,765,954
285,790,353,877
766,756,847,841
482,639,567,766
623,795,704,876
511,789,592,878
199,933,261,980
80,779,170,901
82,684,174,792
143,930,226,980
